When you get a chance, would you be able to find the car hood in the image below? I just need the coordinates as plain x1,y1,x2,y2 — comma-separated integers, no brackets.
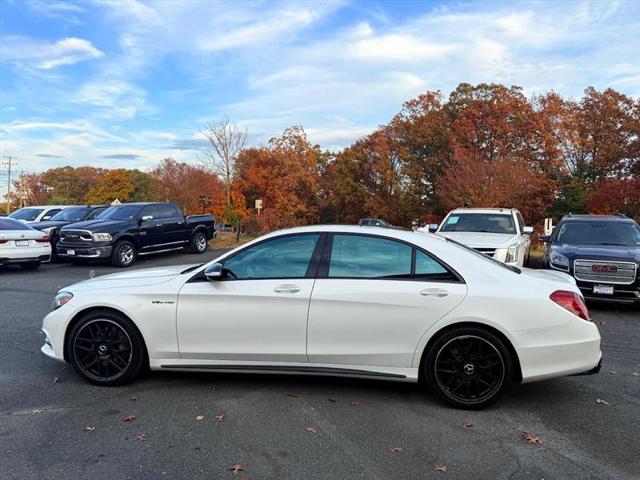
551,244,640,264
61,219,129,232
437,231,519,248
65,264,200,291
30,220,69,230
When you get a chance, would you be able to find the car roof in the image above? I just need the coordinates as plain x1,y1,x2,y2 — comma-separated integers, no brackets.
259,224,447,243
16,205,72,209
107,202,173,207
448,208,517,215
560,214,634,223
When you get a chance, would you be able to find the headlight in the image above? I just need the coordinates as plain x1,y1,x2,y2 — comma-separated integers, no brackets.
41,227,55,235
505,243,519,263
53,291,73,309
550,251,570,271
92,232,112,241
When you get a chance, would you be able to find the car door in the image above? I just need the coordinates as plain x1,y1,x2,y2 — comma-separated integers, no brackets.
155,204,188,246
307,234,467,368
176,233,323,362
137,205,163,250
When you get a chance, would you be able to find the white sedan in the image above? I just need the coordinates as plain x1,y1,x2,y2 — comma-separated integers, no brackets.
0,217,52,269
41,225,601,409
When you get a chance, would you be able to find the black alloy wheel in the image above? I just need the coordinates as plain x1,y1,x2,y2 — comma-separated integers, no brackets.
425,327,512,409
68,310,146,385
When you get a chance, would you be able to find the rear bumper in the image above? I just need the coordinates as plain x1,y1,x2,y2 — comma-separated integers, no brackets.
0,254,50,265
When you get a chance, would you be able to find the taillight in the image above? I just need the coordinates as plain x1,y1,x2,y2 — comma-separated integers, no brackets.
550,290,590,320
36,236,49,243
0,239,8,244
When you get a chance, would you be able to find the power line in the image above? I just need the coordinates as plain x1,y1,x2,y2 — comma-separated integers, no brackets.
2,155,18,213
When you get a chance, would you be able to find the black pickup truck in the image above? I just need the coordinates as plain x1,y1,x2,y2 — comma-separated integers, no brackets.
57,202,215,267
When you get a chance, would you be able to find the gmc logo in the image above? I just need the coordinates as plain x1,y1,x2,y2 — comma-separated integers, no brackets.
592,265,617,273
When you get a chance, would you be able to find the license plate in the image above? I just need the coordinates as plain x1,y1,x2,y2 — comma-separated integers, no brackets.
15,240,29,247
593,285,614,295
67,249,76,256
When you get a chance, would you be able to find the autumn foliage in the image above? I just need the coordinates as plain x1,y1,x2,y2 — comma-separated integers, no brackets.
8,83,639,231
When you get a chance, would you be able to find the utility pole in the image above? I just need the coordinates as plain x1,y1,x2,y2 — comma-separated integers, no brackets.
2,155,17,214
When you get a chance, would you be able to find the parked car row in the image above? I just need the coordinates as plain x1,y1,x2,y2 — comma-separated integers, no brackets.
411,207,640,305
1,202,216,269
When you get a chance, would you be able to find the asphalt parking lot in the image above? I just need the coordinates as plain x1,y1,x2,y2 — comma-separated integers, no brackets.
1,251,638,480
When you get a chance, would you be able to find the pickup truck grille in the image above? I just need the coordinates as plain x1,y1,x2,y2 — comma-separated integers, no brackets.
574,259,637,285
473,248,496,258
60,230,93,245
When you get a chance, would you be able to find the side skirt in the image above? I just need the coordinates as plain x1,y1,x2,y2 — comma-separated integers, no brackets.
158,363,414,381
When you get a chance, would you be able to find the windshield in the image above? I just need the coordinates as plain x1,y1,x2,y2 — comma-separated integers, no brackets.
555,221,640,246
440,213,516,234
50,207,90,222
96,205,141,220
444,237,521,274
8,208,44,221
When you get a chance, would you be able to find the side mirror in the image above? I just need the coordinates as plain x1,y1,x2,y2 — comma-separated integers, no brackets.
204,262,224,281
140,215,153,224
42,216,51,221
428,223,439,233
523,226,534,234
539,235,551,242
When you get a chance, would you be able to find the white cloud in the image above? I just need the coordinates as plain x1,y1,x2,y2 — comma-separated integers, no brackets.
1,36,103,69
74,80,147,119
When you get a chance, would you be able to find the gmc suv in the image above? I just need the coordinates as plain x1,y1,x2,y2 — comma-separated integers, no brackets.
541,214,640,304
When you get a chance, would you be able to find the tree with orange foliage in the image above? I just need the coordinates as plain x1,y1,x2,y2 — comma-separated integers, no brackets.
150,158,225,216
85,169,135,204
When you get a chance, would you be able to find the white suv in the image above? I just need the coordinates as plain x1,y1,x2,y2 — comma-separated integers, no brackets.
424,208,533,267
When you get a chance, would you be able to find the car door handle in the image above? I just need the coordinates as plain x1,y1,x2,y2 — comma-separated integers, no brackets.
274,284,300,294
420,288,449,297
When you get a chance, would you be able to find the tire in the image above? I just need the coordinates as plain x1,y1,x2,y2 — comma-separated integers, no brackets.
111,241,136,267
424,326,513,409
189,231,208,254
20,261,41,270
67,309,147,386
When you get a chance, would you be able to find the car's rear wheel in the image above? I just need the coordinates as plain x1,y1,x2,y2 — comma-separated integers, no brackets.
424,326,512,409
67,310,146,386
111,241,136,267
189,231,208,254
20,261,40,270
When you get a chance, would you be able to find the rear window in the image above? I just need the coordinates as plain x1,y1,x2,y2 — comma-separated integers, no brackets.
0,218,34,231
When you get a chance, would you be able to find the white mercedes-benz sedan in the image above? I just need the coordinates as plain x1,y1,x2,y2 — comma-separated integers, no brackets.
41,225,601,409
1,217,52,269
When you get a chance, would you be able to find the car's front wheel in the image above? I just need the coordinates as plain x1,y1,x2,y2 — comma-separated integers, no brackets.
67,310,146,386
424,326,513,409
111,241,136,267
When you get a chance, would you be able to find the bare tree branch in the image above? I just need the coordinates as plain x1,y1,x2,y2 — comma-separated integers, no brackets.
200,116,248,207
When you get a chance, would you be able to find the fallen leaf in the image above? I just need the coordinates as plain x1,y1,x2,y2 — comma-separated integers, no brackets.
351,400,361,407
229,464,245,475
133,433,146,442
306,426,317,433
31,409,44,415
463,420,473,428
327,398,337,403
53,377,60,384
632,372,639,377
239,477,251,480
196,415,205,421
609,370,616,375
129,395,136,401
82,426,95,432
390,447,404,453
596,398,609,406
122,415,136,422
522,432,542,445
287,391,301,398
434,464,448,473
215,414,225,422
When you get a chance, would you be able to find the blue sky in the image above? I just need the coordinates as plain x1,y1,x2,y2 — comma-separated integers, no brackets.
1,0,639,196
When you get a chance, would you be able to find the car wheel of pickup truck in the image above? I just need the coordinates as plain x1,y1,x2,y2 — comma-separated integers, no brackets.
189,231,208,254
111,241,136,267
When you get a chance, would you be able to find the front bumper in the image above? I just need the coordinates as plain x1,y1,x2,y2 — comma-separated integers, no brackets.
576,280,640,304
57,245,112,259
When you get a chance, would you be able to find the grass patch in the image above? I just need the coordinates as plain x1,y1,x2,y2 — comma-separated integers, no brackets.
209,231,256,249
